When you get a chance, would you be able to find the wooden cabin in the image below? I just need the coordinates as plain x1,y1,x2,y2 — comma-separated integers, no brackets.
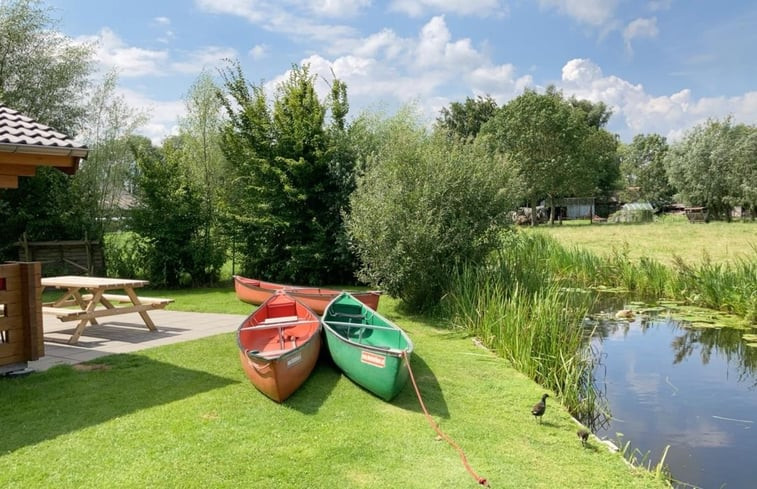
0,104,88,373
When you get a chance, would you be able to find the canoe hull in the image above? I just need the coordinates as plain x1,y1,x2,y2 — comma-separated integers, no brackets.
237,334,321,402
323,292,413,401
234,275,382,314
237,292,321,402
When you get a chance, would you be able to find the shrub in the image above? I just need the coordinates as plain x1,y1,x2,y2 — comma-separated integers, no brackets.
347,111,516,311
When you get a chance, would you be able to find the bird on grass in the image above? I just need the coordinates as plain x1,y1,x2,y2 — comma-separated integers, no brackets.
577,428,590,447
531,393,549,422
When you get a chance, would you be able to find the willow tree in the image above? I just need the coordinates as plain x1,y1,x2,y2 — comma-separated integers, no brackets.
219,62,356,284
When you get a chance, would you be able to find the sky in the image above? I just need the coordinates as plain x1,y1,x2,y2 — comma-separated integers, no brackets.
45,0,757,144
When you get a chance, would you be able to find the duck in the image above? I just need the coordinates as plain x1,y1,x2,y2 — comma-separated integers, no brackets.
531,393,549,422
577,428,590,447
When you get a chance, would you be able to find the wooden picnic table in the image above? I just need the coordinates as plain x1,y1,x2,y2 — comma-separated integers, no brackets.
41,275,173,344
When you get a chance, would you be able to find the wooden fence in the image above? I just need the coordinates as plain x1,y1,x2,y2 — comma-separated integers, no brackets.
17,235,105,276
0,262,44,373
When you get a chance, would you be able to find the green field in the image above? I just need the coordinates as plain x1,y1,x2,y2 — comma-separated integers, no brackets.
528,215,757,265
0,295,669,489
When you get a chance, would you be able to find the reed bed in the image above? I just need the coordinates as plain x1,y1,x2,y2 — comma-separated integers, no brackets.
441,231,756,423
442,260,604,421
504,233,756,322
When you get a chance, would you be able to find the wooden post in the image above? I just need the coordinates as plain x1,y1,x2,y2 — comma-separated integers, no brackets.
19,262,43,360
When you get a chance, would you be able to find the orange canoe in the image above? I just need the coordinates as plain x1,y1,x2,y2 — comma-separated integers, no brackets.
233,275,381,315
237,292,321,402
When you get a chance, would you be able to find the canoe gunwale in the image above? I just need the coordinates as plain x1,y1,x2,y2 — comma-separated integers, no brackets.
322,322,408,358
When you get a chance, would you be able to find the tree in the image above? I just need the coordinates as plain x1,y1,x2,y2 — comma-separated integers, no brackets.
481,87,615,224
130,137,204,287
666,118,754,220
73,71,148,239
0,0,93,134
347,109,516,311
619,134,673,208
219,61,356,284
436,94,498,142
175,71,227,284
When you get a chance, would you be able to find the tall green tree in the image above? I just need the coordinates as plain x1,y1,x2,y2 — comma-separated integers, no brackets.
666,118,755,220
175,71,227,284
619,134,673,208
73,70,148,239
482,87,616,224
219,61,356,284
0,0,92,134
130,137,204,287
436,94,498,142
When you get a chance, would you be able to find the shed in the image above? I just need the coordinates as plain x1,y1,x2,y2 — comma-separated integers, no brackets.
0,104,88,188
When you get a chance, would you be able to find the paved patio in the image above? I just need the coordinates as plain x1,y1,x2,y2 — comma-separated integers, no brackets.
29,309,246,372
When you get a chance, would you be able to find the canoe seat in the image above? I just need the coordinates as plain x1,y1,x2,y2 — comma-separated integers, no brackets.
332,311,364,319
261,315,299,324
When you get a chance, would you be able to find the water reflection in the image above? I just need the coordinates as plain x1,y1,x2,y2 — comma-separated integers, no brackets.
587,310,757,489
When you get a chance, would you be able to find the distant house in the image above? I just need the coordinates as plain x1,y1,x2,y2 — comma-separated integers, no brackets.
0,104,88,189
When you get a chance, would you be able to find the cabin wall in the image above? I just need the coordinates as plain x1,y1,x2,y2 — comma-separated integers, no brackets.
0,262,44,372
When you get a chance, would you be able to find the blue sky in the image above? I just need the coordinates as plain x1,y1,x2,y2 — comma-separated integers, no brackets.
46,0,757,143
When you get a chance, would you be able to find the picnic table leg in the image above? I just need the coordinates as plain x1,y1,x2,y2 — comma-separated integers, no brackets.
124,287,158,331
67,288,105,344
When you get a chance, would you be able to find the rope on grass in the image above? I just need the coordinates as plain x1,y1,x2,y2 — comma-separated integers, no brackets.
401,351,490,487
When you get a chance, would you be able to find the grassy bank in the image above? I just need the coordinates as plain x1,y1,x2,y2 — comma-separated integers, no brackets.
1,297,667,489
529,215,756,265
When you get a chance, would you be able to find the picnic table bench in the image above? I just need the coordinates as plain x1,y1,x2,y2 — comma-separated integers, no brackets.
41,276,173,344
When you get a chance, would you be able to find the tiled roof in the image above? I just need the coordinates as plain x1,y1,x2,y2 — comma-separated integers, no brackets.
0,104,87,152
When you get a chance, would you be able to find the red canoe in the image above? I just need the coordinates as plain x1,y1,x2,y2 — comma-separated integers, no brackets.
237,292,321,402
233,275,381,315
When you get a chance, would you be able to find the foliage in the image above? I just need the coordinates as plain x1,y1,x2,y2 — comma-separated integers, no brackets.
443,265,604,423
435,94,498,142
347,109,516,311
481,87,619,224
129,138,205,287
218,61,356,284
0,0,93,134
172,70,228,285
103,231,149,278
619,133,673,208
72,71,149,240
0,167,87,260
666,118,757,220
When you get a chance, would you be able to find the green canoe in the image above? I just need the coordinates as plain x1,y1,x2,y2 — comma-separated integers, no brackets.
322,292,414,401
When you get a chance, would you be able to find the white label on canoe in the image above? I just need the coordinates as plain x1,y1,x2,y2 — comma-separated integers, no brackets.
287,354,302,367
361,351,386,368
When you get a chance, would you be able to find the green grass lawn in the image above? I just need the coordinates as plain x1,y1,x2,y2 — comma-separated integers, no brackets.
528,214,756,265
1,296,667,488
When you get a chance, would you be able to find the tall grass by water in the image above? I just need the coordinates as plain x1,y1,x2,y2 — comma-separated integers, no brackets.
505,232,756,322
441,231,756,422
442,258,604,422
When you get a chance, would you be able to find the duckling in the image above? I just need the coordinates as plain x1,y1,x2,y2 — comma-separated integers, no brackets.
531,393,549,422
577,428,590,447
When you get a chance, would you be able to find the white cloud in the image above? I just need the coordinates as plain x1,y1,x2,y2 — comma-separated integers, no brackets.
538,0,619,26
153,16,171,25
81,28,169,77
117,88,184,144
196,0,358,42
80,29,235,77
249,44,268,59
170,46,238,74
301,0,372,17
648,0,672,12
623,17,659,53
389,0,506,17
559,58,757,141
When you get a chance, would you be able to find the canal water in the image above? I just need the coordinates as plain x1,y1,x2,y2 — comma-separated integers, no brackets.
590,315,757,489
